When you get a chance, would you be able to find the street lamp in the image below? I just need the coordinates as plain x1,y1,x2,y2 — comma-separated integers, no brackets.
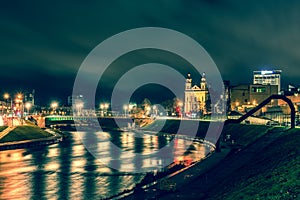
235,101,240,111
99,103,109,117
25,102,32,116
177,102,183,119
15,93,24,125
4,93,9,100
123,105,128,117
153,105,158,116
100,103,104,117
104,103,109,116
3,93,9,114
51,102,58,115
17,94,22,100
76,102,83,116
3,93,13,126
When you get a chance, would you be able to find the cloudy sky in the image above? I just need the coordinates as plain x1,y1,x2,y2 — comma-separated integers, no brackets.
1,0,300,105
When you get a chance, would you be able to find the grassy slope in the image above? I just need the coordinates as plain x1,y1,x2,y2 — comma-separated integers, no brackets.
207,128,300,200
146,120,300,199
0,126,52,143
0,126,8,132
144,120,271,147
221,124,271,146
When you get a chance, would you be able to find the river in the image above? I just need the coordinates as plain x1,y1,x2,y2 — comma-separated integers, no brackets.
0,130,212,199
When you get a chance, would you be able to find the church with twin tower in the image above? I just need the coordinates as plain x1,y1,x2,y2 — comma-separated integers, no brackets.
184,73,209,115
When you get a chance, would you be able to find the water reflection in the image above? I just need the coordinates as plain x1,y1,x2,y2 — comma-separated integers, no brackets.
30,146,48,200
0,130,212,199
58,133,72,200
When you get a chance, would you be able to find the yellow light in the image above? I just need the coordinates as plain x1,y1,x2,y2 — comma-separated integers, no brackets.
3,93,9,99
51,102,58,109
146,106,151,111
25,102,31,109
17,93,22,99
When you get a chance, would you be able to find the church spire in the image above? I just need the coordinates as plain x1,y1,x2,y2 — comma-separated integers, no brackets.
200,72,206,90
185,73,192,90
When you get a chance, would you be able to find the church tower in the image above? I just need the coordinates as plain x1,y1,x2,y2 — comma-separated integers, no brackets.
185,73,192,90
200,72,206,90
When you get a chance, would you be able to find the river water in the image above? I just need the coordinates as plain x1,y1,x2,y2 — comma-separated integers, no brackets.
0,131,212,199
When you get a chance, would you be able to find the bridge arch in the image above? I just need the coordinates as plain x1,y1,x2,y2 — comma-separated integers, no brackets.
216,95,296,152
226,94,296,128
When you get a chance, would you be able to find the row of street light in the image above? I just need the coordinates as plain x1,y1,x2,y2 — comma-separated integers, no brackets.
1,97,180,118
2,93,32,114
1,93,33,126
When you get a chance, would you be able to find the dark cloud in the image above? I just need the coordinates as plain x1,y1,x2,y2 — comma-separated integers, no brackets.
1,0,300,105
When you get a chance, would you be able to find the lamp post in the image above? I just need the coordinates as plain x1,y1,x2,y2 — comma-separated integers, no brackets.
100,103,109,117
76,102,83,116
153,105,158,116
51,102,58,115
123,105,128,117
25,102,32,116
235,101,240,111
104,103,109,116
100,103,104,117
252,100,257,107
3,93,13,126
15,93,24,125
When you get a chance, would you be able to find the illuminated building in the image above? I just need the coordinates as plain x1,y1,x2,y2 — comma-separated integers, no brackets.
231,84,278,112
253,70,282,93
184,73,209,115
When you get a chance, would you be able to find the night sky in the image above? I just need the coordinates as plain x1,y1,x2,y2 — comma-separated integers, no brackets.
1,0,300,106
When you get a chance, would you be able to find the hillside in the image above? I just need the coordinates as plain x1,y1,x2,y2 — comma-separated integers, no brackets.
205,128,300,200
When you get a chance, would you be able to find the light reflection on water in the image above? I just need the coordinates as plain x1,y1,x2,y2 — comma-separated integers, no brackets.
0,131,212,199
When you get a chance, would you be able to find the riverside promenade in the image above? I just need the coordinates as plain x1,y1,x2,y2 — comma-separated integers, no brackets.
0,125,63,151
0,126,16,140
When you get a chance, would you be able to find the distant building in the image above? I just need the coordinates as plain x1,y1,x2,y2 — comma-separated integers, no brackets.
253,70,282,93
24,89,35,106
67,95,85,115
184,73,209,115
231,84,278,112
223,80,231,113
67,95,84,106
278,85,300,114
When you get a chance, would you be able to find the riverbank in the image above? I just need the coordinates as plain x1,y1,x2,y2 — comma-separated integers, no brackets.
157,127,300,200
143,119,271,147
203,128,300,200
118,120,275,199
0,126,63,151
142,119,300,200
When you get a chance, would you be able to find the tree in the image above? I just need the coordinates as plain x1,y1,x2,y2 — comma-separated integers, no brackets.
142,98,151,116
205,97,212,114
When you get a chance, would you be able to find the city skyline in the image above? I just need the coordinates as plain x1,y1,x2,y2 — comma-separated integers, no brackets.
1,1,300,105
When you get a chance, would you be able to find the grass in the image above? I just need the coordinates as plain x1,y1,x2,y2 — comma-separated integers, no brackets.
221,124,274,146
206,128,300,200
0,126,52,143
146,120,300,199
0,126,8,132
